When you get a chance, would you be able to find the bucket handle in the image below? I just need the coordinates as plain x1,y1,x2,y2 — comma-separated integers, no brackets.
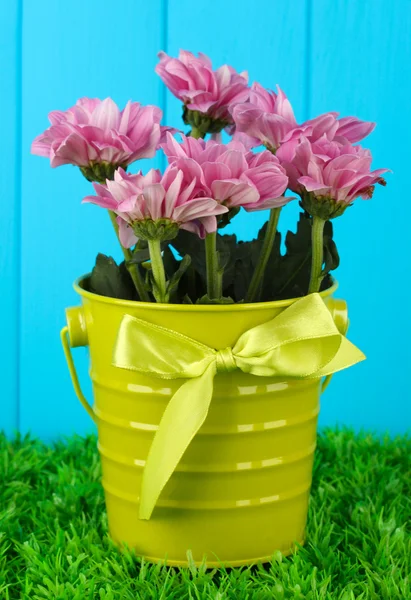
321,374,333,394
60,306,96,423
321,297,349,394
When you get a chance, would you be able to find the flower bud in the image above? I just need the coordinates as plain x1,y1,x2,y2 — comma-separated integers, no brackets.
132,218,180,242
300,191,350,220
183,107,229,136
80,161,127,183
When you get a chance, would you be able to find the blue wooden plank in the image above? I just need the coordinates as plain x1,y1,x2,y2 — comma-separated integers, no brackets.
309,0,411,434
0,0,22,436
17,0,410,437
165,0,309,243
20,0,165,439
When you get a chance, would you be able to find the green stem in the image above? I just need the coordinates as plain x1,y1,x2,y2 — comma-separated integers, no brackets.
148,239,168,303
108,210,151,302
308,216,326,294
205,232,221,300
190,126,204,139
246,207,281,303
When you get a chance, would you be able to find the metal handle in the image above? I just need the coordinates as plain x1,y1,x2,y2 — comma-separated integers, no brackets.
60,307,96,423
321,374,333,393
321,297,349,394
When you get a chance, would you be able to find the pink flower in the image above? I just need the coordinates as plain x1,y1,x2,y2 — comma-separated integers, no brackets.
241,151,292,210
155,50,249,124
334,116,376,144
232,83,298,150
286,113,375,150
161,133,290,212
31,97,168,169
83,167,228,246
232,81,376,152
277,136,388,208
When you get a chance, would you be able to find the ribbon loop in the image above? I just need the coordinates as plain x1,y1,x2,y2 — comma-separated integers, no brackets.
112,293,366,520
216,347,237,373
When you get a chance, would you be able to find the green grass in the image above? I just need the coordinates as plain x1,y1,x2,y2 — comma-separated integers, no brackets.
0,428,410,600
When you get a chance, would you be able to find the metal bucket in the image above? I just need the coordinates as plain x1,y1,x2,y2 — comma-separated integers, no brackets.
61,276,347,566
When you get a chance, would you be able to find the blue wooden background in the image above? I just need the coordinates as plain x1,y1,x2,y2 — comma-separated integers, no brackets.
1,0,410,439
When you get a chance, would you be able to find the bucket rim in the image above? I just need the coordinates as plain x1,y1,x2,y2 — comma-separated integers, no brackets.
73,274,338,312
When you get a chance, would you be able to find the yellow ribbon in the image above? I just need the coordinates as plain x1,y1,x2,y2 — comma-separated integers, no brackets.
112,293,365,520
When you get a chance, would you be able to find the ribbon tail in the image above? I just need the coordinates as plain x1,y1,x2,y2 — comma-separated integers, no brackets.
314,335,366,378
139,361,217,520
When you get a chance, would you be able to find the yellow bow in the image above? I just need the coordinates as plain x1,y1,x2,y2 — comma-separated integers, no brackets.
112,293,365,519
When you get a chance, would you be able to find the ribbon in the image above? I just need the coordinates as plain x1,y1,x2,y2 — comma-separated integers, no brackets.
112,293,365,519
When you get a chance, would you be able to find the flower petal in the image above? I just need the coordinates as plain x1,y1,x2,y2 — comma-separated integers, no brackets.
211,180,259,207
90,98,121,130
117,217,138,248
142,184,166,221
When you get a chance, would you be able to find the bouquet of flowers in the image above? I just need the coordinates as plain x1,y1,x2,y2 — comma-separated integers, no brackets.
32,50,388,305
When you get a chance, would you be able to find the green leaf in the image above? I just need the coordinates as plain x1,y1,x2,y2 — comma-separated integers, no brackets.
166,254,192,298
196,294,235,305
160,246,199,303
270,213,338,300
322,220,340,276
217,234,236,272
86,216,338,304
147,269,162,301
255,222,282,302
169,214,339,304
172,222,279,303
162,246,180,279
128,247,151,264
128,240,169,264
171,230,235,302
220,222,281,302
171,229,207,280
271,212,313,300
87,254,137,300
217,206,241,229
